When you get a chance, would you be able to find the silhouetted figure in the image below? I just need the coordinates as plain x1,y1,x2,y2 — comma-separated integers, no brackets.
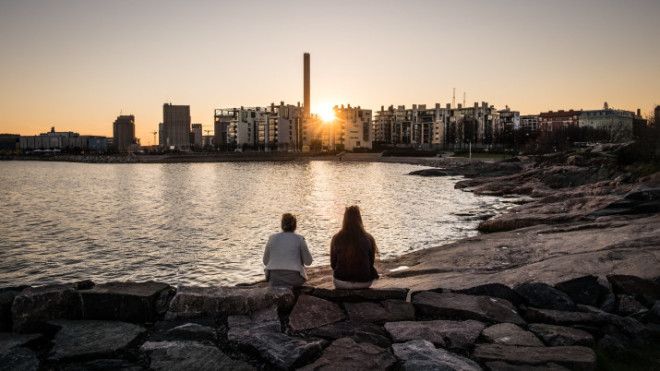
330,206,379,289
263,213,313,287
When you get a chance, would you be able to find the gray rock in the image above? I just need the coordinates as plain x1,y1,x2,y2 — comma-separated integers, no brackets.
80,281,174,323
473,344,596,371
482,323,544,347
616,294,646,316
528,323,594,346
165,323,217,343
61,359,143,371
408,168,449,177
385,319,485,350
485,361,569,371
48,320,146,361
0,288,24,332
304,321,391,348
11,284,83,332
308,287,408,302
141,341,254,371
0,333,41,354
166,286,294,320
0,347,39,371
344,300,414,323
455,283,525,307
412,291,525,325
524,307,603,326
515,283,577,311
299,337,396,370
651,301,660,322
392,339,483,371
554,275,609,307
607,274,660,306
288,295,345,332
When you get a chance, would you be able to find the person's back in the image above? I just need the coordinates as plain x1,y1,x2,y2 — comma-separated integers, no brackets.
263,213,313,287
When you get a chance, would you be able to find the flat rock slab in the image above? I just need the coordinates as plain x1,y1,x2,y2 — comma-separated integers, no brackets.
166,286,294,320
80,281,173,323
163,323,217,343
0,347,39,371
482,323,544,347
0,333,41,354
48,320,146,361
524,307,604,326
299,337,396,370
141,341,254,371
514,283,577,311
61,359,143,371
485,361,569,371
385,319,485,350
392,339,483,371
344,300,415,323
554,275,608,307
309,287,408,302
455,283,525,307
412,291,525,325
304,321,391,348
288,295,345,332
473,344,596,371
11,284,82,332
528,324,595,346
607,274,660,306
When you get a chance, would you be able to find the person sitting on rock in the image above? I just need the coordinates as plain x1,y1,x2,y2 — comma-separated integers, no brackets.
330,205,379,289
263,213,313,287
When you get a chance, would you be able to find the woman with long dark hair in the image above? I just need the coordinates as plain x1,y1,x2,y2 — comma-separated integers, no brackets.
330,206,379,289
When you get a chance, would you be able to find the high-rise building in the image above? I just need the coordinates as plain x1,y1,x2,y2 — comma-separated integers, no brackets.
191,123,203,148
162,104,191,150
112,115,135,153
304,53,310,118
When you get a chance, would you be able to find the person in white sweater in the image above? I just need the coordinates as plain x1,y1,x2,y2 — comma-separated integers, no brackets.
263,213,313,287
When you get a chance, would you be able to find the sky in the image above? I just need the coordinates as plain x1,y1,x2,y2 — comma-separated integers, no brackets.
1,0,659,145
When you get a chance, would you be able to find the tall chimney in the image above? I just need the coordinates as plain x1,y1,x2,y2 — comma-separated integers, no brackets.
304,53,310,118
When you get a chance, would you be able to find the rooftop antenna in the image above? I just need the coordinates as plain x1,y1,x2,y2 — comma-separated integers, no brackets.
452,88,456,108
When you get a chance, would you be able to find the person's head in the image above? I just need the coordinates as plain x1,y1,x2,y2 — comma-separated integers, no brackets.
281,213,297,232
341,205,364,233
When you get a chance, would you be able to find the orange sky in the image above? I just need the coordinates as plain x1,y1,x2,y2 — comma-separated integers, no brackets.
1,0,659,145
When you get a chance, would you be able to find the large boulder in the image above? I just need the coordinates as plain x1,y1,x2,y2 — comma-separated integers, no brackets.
523,307,603,326
384,319,485,350
408,168,449,177
554,275,609,307
0,333,41,354
80,281,174,323
0,287,26,332
344,300,414,323
12,284,83,333
482,323,544,347
308,288,408,302
288,295,345,332
514,283,577,311
299,337,396,370
166,286,294,320
304,321,391,348
607,275,660,306
48,320,146,361
454,283,525,307
473,344,596,371
412,291,525,325
0,347,39,371
528,324,594,347
140,340,254,371
392,339,483,371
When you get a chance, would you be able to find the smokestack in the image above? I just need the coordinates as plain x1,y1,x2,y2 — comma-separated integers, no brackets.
304,53,310,118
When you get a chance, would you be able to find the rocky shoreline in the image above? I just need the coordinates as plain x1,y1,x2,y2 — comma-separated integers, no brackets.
1,275,659,370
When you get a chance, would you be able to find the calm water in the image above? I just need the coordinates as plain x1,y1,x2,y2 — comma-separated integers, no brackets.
0,161,509,287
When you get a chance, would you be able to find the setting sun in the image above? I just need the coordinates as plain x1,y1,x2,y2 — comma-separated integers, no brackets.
315,103,336,122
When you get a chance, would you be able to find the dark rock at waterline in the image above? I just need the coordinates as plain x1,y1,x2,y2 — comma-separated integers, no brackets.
80,281,174,323
61,359,143,371
299,337,396,371
47,320,146,361
408,168,449,177
528,324,595,347
607,274,660,306
392,339,483,371
412,291,525,325
288,295,345,332
344,299,415,324
307,287,408,302
12,284,83,333
515,283,577,311
482,323,544,347
554,275,609,307
141,340,254,371
454,283,525,307
384,319,485,350
304,321,391,348
0,289,23,332
473,344,596,370
589,188,660,217
0,347,39,371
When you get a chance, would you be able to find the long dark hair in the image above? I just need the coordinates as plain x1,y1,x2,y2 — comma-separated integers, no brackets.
332,206,377,256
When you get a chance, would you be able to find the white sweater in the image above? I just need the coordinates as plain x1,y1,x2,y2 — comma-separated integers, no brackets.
263,232,313,279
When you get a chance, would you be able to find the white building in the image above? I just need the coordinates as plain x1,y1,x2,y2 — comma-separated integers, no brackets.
334,105,372,151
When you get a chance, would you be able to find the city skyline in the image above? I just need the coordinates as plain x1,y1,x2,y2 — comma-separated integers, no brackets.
1,0,659,145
